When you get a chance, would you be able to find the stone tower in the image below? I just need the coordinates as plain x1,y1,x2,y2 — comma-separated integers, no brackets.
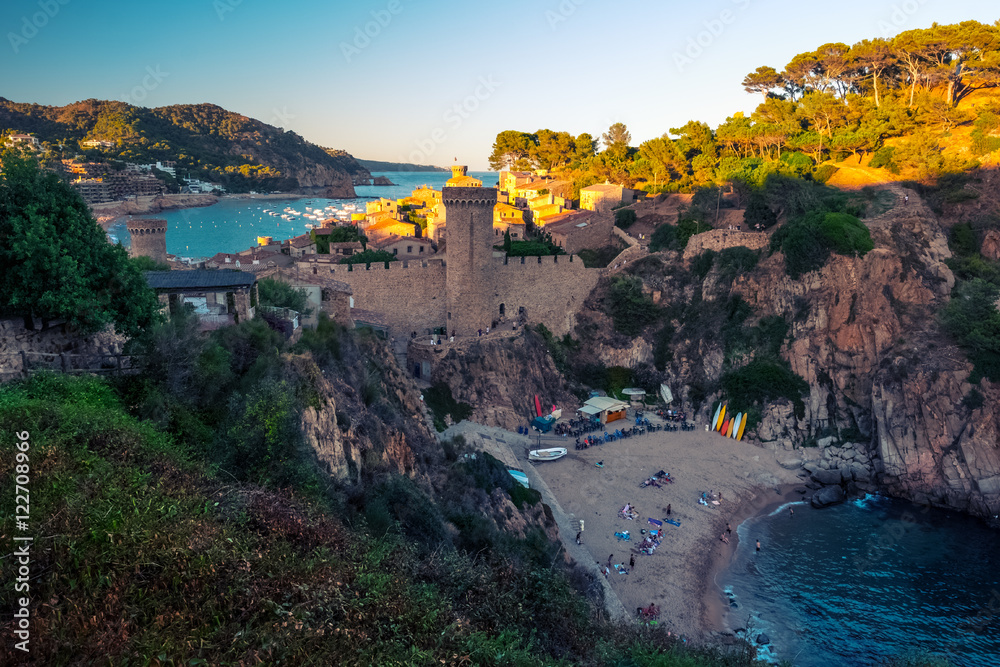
443,186,497,335
126,218,168,264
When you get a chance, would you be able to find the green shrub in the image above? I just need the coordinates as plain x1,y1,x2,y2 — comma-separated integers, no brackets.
744,191,778,229
424,382,474,430
607,276,661,335
722,358,809,419
652,324,675,371
772,210,873,278
258,277,311,314
949,223,979,257
649,223,678,252
505,238,564,257
691,250,716,279
577,244,621,268
869,146,897,170
813,164,839,183
340,249,398,265
615,208,637,230
941,278,1000,382
716,246,759,283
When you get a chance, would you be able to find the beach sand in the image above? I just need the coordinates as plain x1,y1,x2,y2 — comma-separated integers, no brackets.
524,424,805,640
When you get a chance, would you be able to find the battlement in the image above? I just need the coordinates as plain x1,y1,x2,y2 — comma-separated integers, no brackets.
682,228,769,260
297,257,447,276
497,253,582,268
126,218,167,234
442,187,497,206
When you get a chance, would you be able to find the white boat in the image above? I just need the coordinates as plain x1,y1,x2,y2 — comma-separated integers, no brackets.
343,203,357,211
304,223,316,230
528,447,567,462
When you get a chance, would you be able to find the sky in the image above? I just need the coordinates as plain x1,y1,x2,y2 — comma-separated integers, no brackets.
1,0,997,169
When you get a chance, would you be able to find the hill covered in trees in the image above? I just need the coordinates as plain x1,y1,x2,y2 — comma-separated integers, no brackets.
489,20,1000,195
355,158,449,172
0,98,368,194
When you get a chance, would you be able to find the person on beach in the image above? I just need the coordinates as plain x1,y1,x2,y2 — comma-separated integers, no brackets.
666,504,672,515
756,539,761,552
629,554,635,569
720,533,729,544
790,507,794,518
726,522,732,534
576,532,582,545
608,554,614,567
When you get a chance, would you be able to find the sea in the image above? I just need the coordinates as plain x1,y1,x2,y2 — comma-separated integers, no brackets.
106,171,498,259
719,494,1000,666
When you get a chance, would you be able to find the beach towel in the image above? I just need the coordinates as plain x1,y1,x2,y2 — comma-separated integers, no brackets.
614,564,629,575
665,519,681,527
647,518,663,528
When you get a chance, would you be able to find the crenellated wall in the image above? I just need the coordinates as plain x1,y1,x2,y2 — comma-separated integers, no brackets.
682,229,769,261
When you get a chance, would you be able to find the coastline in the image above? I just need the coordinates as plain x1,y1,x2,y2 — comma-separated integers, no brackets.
91,191,346,230
698,484,806,638
519,421,804,642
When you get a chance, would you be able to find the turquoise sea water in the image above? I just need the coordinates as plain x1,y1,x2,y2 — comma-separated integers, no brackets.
107,171,497,258
719,495,1000,666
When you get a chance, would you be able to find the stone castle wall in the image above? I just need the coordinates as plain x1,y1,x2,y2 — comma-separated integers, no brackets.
295,259,448,335
126,218,168,264
682,229,769,260
491,254,599,336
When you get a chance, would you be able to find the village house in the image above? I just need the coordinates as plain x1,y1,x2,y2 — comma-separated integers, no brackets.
365,219,421,242
580,183,637,213
5,134,40,149
285,234,317,258
542,209,614,255
493,203,526,240
371,234,436,258
144,270,258,330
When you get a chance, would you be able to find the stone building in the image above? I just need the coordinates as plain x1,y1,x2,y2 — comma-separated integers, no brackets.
580,183,636,213
144,270,258,329
126,218,168,264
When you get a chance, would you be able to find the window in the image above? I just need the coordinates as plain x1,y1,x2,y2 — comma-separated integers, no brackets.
393,248,398,255
407,245,412,253
419,246,424,253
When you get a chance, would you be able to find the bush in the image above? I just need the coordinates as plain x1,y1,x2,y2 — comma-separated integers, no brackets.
716,246,759,283
744,191,777,230
869,146,897,170
691,250,715,280
722,358,809,419
424,382,474,431
577,245,622,268
649,223,678,252
652,324,675,371
941,278,1000,382
614,208,637,230
949,223,979,257
772,210,873,278
258,277,311,314
505,238,564,257
813,164,839,183
340,249,397,265
607,276,661,336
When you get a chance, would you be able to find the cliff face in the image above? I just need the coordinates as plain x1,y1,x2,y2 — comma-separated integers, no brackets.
287,341,431,482
730,192,998,518
430,332,579,431
560,187,1000,519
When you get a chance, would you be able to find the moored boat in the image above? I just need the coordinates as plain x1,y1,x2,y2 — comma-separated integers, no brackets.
528,447,567,462
508,469,530,488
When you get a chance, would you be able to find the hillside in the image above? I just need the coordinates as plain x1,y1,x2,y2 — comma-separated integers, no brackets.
0,98,368,195
355,158,448,172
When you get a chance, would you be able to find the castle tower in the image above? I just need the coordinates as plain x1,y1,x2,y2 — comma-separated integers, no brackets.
126,218,168,264
451,165,468,179
443,186,497,336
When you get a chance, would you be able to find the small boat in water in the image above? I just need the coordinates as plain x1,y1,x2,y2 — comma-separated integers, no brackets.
528,448,567,462
508,469,530,488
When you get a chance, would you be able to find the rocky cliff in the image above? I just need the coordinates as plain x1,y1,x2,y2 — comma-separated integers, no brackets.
430,332,580,431
550,185,1000,520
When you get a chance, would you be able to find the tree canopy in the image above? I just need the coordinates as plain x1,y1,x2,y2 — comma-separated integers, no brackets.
0,150,161,336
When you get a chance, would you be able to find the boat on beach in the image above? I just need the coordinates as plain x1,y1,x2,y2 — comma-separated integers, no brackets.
528,448,567,462
508,469,530,488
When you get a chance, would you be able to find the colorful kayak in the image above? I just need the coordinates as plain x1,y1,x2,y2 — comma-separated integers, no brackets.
717,405,727,432
508,469,530,489
731,413,742,439
725,417,735,438
534,394,542,417
720,417,730,436
737,416,747,441
711,403,722,431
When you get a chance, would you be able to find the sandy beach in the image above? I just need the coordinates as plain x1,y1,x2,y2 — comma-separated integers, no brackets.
521,422,806,640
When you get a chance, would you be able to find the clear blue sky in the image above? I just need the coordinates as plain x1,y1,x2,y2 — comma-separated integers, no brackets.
1,0,996,169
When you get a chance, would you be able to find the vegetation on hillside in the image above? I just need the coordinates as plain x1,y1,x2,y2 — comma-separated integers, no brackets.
0,99,367,192
488,21,1000,197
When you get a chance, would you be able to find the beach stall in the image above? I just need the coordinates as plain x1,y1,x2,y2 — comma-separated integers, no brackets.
578,396,629,425
622,387,646,406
